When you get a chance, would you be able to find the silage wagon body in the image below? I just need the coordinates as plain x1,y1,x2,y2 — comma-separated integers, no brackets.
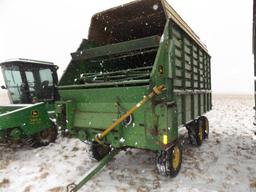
57,0,211,182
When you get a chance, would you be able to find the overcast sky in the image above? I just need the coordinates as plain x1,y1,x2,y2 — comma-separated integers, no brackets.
0,0,253,94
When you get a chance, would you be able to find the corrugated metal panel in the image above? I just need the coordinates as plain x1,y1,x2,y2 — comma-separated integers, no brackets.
161,0,208,53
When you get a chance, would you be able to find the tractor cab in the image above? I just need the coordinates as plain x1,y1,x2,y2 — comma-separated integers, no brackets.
0,59,59,105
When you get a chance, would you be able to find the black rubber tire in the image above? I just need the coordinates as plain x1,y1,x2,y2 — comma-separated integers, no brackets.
33,122,58,147
91,142,111,161
187,119,203,146
156,142,182,177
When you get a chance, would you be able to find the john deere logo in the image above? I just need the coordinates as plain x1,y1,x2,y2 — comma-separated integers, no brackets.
31,110,39,117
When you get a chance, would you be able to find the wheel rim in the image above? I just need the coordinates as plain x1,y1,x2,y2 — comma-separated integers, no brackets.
172,146,180,170
205,119,209,137
198,126,203,142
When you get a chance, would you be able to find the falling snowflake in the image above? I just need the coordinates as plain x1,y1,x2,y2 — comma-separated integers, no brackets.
120,137,125,143
153,4,159,10
160,34,164,43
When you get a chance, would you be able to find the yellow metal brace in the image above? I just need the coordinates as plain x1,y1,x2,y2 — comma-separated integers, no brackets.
95,85,166,144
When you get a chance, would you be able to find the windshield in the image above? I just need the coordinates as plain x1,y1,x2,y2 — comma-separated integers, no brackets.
2,64,56,104
3,66,24,103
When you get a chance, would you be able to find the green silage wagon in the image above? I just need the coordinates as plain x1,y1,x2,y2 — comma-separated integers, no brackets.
57,0,211,189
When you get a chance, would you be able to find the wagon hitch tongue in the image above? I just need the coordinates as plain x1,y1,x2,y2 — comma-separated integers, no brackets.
66,149,118,192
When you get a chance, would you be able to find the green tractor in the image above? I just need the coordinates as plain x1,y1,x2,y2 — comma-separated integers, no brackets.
0,58,59,146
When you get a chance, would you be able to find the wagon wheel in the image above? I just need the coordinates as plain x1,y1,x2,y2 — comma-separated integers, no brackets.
195,118,204,146
187,119,203,146
156,142,182,177
33,122,58,147
198,116,209,139
91,142,111,161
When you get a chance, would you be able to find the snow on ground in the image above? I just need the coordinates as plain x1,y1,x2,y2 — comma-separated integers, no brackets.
1,95,256,192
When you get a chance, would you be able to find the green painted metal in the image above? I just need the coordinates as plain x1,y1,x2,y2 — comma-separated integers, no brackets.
0,102,52,141
67,149,118,192
71,36,160,61
57,0,211,151
0,59,59,143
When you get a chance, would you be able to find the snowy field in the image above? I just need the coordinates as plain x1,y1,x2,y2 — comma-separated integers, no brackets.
0,95,256,192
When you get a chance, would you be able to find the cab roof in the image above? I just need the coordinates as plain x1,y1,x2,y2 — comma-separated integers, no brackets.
0,58,54,66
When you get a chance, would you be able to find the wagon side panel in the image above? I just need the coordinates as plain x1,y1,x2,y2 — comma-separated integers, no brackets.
170,21,211,126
